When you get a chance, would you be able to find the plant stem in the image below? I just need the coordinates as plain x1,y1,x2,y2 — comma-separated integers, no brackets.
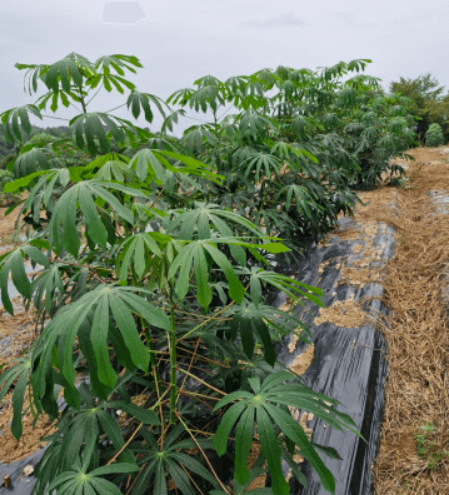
169,286,177,425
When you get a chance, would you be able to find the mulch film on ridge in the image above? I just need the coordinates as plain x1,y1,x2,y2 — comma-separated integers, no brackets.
360,147,449,494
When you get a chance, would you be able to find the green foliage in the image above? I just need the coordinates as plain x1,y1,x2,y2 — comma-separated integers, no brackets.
0,168,18,205
213,371,360,494
389,73,447,142
167,60,416,248
0,51,385,495
425,123,445,147
414,422,449,471
46,459,140,495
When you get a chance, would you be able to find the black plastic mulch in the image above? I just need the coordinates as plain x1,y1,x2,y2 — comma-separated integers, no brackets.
276,216,394,495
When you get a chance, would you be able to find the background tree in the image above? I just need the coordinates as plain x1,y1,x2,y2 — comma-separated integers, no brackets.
425,123,445,147
389,73,446,143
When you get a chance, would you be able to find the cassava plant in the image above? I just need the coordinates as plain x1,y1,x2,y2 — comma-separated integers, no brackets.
0,52,364,495
165,60,417,250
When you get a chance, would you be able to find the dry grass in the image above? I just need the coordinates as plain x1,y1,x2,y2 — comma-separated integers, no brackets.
352,147,449,494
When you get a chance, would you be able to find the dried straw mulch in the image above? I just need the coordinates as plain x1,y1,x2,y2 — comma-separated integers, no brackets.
354,147,449,494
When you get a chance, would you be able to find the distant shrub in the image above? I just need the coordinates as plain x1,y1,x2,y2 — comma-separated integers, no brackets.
425,123,445,147
0,169,17,205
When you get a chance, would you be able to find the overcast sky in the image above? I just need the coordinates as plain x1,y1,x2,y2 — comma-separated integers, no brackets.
1,0,449,137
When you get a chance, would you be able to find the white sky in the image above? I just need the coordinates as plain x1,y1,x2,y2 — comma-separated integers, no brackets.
1,0,449,137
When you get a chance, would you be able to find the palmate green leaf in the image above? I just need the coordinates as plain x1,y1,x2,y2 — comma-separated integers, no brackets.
96,410,135,463
80,152,130,176
31,285,169,407
89,462,141,477
170,452,219,489
109,296,149,372
185,84,226,113
213,371,363,495
94,54,142,86
100,73,136,94
48,89,76,113
167,202,263,269
194,242,212,308
6,167,71,231
125,458,157,495
0,104,43,144
211,447,273,494
167,239,245,309
165,232,290,309
215,392,289,493
263,391,360,437
41,53,89,93
242,151,282,182
0,358,29,405
128,148,174,182
230,91,267,111
126,90,167,122
93,160,136,183
117,287,171,329
69,112,130,155
153,461,168,495
129,427,218,495
237,110,277,140
244,77,267,96
32,86,76,113
13,147,54,178
202,242,245,302
118,232,163,281
47,460,139,495
50,180,147,256
224,74,250,93
180,124,218,153
59,414,93,470
0,244,49,314
281,446,308,488
167,87,195,107
237,303,312,347
91,294,116,389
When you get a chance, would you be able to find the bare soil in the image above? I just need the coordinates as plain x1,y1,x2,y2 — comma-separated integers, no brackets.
0,202,26,253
